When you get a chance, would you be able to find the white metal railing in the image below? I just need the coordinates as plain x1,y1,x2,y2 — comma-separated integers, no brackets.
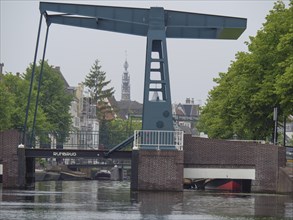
133,130,184,151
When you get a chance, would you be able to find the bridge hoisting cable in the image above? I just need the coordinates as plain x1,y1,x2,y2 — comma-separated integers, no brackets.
25,2,246,151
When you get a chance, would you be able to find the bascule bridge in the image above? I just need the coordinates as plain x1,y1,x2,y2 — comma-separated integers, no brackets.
4,3,289,193
33,2,247,191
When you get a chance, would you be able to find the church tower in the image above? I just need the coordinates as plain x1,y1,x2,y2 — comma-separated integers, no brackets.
121,55,130,101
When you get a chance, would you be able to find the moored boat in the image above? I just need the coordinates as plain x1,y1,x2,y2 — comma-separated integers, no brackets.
35,169,47,181
44,171,61,181
60,171,88,181
94,170,111,180
205,179,242,192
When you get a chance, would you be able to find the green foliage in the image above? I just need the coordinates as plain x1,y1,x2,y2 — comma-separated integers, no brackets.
23,61,73,142
1,60,73,148
0,79,14,130
83,59,115,121
105,118,142,149
0,72,49,132
99,120,110,148
83,59,116,148
198,0,293,140
36,158,47,168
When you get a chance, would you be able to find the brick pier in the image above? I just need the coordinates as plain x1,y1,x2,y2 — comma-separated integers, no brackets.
0,130,22,188
131,150,184,191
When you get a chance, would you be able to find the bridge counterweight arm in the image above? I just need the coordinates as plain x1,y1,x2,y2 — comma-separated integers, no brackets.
40,2,247,39
165,10,247,39
40,2,150,26
46,15,148,37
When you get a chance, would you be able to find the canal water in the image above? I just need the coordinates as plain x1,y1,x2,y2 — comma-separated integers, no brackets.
0,181,292,220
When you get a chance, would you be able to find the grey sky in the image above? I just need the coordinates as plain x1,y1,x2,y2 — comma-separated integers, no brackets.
0,0,282,104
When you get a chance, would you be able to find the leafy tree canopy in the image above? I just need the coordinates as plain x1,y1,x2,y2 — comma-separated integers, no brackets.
0,72,49,132
106,118,142,149
0,77,14,130
23,61,73,140
197,0,293,140
1,60,73,144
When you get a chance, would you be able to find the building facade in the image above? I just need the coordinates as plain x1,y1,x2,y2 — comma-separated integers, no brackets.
173,98,200,135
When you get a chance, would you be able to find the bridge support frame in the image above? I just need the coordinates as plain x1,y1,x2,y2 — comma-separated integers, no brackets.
142,8,173,133
131,149,184,191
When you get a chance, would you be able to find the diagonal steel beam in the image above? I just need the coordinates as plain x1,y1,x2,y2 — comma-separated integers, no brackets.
40,2,247,39
46,15,148,36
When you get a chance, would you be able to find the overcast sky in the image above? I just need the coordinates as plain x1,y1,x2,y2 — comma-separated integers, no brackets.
0,0,285,105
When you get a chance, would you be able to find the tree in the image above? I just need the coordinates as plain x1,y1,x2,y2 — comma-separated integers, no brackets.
83,59,115,147
0,61,73,149
23,61,73,144
107,118,142,149
197,0,293,140
0,78,14,130
0,72,49,132
83,59,115,120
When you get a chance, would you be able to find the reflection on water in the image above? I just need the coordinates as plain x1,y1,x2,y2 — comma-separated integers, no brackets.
0,181,292,220
134,191,183,217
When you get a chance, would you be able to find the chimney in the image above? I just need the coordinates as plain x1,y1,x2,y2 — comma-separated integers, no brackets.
54,66,61,72
0,63,4,74
186,98,190,104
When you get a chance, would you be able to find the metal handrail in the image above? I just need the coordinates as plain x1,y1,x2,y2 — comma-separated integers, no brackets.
133,130,184,150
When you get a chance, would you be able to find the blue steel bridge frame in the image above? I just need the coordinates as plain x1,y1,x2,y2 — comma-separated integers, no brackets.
23,2,246,150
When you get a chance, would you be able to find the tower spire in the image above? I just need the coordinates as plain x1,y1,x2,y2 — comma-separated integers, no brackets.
121,51,130,101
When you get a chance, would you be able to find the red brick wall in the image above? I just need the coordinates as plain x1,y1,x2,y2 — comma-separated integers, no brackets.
0,130,21,188
183,134,286,192
134,150,184,191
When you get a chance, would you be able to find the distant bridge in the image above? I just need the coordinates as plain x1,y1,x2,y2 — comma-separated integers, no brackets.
24,148,131,159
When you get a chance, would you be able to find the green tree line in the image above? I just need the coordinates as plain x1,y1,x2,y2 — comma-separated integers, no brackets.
1,59,141,148
0,61,73,142
197,0,293,140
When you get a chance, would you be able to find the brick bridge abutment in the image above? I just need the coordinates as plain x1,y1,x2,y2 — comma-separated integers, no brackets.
131,134,289,193
0,130,34,189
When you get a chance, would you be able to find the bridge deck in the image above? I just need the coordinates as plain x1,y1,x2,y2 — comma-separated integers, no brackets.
25,148,132,159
